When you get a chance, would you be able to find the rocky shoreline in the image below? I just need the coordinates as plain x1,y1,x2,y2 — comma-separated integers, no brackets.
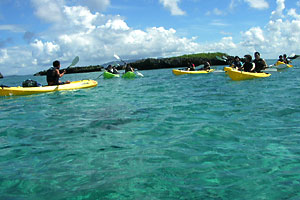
34,52,231,76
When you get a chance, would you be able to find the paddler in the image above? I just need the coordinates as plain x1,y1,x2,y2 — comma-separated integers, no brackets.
242,55,255,72
199,61,211,71
253,52,267,73
232,56,242,70
46,60,70,86
283,54,291,64
125,64,134,73
106,65,119,74
186,62,196,71
277,55,284,62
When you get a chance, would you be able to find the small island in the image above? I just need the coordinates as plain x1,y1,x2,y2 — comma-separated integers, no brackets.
0,72,3,79
131,52,230,70
34,65,103,76
34,52,231,76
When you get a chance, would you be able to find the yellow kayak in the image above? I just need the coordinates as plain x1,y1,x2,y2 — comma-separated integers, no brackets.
275,61,293,69
227,70,271,81
172,69,214,75
224,67,233,73
0,80,98,96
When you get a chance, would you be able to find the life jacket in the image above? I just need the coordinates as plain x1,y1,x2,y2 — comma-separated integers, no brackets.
46,67,59,85
243,62,254,72
233,61,242,68
253,58,265,72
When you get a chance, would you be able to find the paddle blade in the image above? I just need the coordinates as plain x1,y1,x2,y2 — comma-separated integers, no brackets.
216,56,226,62
114,54,120,60
289,53,295,58
68,56,79,68
136,71,144,77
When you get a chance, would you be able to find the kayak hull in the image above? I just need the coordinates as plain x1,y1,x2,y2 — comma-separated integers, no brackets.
172,69,214,75
224,67,233,73
275,61,293,69
227,70,271,81
0,80,98,96
103,71,120,79
122,71,136,79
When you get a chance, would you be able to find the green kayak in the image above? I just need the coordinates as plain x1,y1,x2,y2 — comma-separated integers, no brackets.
122,71,136,79
103,71,120,79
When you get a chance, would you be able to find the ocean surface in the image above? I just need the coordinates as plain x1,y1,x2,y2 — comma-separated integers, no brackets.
1,59,300,200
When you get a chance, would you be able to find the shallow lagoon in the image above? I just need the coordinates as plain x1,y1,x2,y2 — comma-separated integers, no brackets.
1,60,300,199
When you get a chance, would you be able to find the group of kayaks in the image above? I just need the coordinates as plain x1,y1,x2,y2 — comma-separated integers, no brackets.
0,60,294,97
172,60,293,81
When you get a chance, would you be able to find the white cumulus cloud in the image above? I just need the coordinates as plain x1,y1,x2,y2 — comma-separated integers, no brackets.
271,0,285,19
31,0,65,23
244,0,269,10
159,0,185,16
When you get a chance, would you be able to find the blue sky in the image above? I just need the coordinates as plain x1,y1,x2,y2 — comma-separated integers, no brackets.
1,0,300,75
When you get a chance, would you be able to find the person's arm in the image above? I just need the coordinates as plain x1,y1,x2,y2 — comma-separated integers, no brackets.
263,59,267,69
56,69,66,78
251,63,256,72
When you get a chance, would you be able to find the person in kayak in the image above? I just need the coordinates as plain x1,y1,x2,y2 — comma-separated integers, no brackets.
47,60,70,86
283,54,290,64
199,61,211,71
125,64,134,73
242,55,255,72
253,52,267,73
186,62,196,71
106,65,119,74
232,56,242,70
277,55,284,62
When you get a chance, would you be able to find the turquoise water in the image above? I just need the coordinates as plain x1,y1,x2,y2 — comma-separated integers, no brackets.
1,60,300,199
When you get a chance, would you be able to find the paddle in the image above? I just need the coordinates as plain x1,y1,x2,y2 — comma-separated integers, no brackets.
114,53,144,77
287,53,296,60
67,56,79,69
114,54,126,64
216,56,227,62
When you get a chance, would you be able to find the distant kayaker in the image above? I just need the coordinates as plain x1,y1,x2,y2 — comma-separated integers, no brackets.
232,56,242,70
283,54,290,64
242,55,255,72
47,60,70,86
253,52,267,73
186,62,196,71
277,55,284,62
125,64,134,73
106,65,119,74
199,61,211,71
